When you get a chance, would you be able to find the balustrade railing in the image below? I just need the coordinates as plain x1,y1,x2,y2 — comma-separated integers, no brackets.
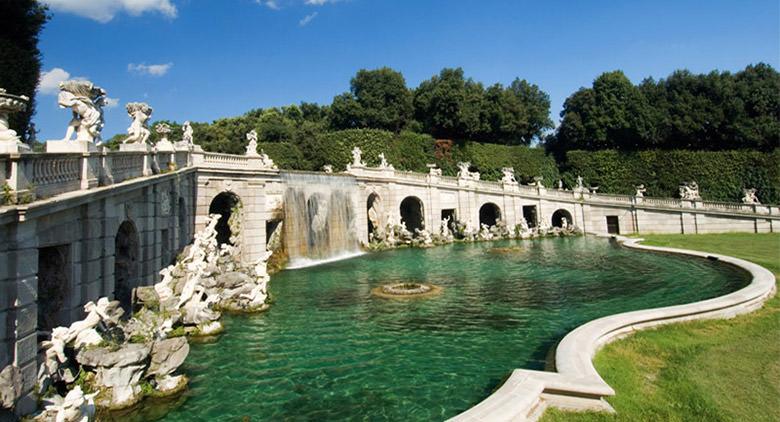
1,147,776,219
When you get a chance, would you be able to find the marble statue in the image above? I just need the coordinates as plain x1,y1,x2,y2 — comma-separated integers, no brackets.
351,146,366,168
478,223,493,241
519,217,530,233
561,217,569,230
378,153,394,170
322,165,333,173
428,164,442,176
258,150,278,169
181,121,194,145
742,188,760,205
575,175,585,192
155,122,174,151
57,80,107,143
245,130,259,156
457,162,480,180
501,167,518,184
679,181,701,200
0,88,30,152
635,184,647,198
124,102,152,144
557,179,563,190
531,176,544,188
43,386,96,422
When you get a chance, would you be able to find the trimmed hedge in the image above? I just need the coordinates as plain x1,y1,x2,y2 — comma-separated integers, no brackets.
564,149,780,203
258,142,310,170
303,128,558,183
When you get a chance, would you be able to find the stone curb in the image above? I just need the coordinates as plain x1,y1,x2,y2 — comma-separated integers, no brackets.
449,235,777,422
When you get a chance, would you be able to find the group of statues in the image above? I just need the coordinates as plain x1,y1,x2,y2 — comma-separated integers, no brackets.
343,147,395,171
243,130,278,169
5,211,275,421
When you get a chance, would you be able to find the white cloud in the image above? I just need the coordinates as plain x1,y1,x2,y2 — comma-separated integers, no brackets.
38,68,89,95
104,97,120,108
128,62,173,77
256,0,280,10
299,12,318,26
305,0,340,5
42,0,177,23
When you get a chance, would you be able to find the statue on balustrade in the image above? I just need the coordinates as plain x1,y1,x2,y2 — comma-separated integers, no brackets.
182,121,194,145
457,162,480,181
378,153,394,170
245,130,259,156
124,102,153,144
742,188,760,205
57,80,107,143
679,181,701,201
350,146,366,168
635,184,647,197
501,167,517,184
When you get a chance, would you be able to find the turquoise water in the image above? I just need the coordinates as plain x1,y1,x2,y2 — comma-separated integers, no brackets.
129,237,749,421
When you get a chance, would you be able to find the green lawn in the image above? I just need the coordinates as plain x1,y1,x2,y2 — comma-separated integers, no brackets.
541,233,780,422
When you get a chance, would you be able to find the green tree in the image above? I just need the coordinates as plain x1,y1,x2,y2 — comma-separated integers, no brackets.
330,67,412,132
0,0,49,141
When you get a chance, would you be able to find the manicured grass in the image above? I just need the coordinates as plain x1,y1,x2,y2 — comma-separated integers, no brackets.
541,233,780,422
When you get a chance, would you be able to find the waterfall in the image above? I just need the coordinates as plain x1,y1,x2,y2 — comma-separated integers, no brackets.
281,171,363,268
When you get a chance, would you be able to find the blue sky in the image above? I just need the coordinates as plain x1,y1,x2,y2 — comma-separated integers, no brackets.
34,0,780,141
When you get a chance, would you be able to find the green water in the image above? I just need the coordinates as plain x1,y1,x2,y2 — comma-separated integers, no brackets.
133,237,749,421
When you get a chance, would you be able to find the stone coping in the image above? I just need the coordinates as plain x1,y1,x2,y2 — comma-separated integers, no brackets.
449,235,777,422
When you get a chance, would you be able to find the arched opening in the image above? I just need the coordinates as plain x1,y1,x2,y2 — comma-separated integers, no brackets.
209,192,241,245
551,209,573,228
399,196,424,232
114,220,139,313
367,193,381,238
479,202,501,227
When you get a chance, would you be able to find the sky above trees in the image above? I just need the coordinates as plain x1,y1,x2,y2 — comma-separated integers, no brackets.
32,0,780,141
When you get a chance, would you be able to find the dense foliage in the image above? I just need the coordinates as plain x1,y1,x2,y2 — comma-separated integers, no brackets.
564,149,780,203
547,64,780,158
0,0,48,141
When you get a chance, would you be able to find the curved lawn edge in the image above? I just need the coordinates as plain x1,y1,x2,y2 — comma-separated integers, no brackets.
449,235,777,422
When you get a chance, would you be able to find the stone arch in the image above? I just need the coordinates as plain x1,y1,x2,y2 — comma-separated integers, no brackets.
209,191,241,245
400,196,425,232
551,209,573,228
114,220,140,313
367,192,381,238
479,202,502,227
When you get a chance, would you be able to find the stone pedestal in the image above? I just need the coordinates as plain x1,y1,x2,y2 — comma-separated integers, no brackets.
0,140,30,154
119,143,152,152
155,139,175,152
45,140,97,153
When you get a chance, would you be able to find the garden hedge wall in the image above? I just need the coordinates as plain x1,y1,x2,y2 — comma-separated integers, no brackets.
302,129,558,183
564,149,780,203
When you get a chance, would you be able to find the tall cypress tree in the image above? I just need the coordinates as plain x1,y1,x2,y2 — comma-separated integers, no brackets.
0,0,49,141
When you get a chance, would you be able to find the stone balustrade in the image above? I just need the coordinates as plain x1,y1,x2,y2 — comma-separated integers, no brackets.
1,147,776,218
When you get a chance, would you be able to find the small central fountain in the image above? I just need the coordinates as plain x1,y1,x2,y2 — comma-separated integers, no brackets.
371,282,442,299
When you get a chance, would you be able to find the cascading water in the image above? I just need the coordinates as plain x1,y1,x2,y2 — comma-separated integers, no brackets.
281,171,363,268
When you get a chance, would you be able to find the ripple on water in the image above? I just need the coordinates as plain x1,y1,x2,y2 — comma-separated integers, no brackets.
149,237,748,422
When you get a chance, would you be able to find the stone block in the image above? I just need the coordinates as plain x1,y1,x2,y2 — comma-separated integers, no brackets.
18,359,36,392
13,277,36,308
13,332,36,367
13,305,35,338
0,311,6,341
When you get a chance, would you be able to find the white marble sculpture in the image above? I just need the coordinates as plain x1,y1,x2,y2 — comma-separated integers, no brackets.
245,130,259,156
181,121,194,145
378,153,394,170
322,164,333,173
350,146,366,168
478,223,493,241
0,88,31,152
457,162,480,180
428,164,442,176
57,80,107,143
439,217,453,241
679,181,701,200
742,188,760,205
43,386,96,422
501,167,518,184
124,102,152,144
519,217,530,233
561,217,569,230
258,150,278,170
532,176,544,188
574,175,585,192
155,122,174,151
635,184,647,198
557,179,564,190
